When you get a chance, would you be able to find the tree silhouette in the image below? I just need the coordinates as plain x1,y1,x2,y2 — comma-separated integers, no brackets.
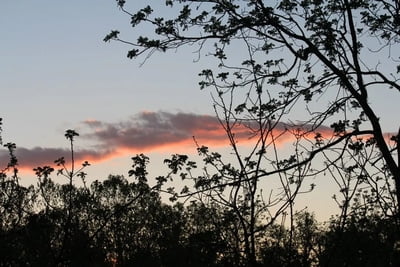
105,0,399,265
1,0,400,265
0,124,399,265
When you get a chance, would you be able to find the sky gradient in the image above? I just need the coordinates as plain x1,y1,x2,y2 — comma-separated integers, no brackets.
1,1,214,165
1,1,399,221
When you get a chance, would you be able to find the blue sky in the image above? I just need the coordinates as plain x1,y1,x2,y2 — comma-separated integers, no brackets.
1,1,399,221
0,1,213,147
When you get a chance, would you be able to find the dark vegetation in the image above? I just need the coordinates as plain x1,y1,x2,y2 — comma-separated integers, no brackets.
0,129,398,266
2,0,400,265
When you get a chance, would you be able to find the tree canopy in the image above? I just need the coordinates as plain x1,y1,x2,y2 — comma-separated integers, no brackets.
0,0,399,266
103,0,400,264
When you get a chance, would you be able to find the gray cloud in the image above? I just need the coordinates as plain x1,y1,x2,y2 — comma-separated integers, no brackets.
0,111,334,171
81,111,226,149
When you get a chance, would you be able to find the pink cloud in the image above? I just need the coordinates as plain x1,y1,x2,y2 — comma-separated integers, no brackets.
0,111,334,172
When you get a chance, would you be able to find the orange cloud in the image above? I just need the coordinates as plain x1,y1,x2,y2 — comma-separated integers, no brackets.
1,111,335,174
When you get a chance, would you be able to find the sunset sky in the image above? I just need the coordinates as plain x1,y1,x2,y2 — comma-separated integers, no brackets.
1,1,215,171
1,1,399,221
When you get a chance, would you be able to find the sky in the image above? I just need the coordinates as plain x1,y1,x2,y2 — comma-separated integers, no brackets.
1,1,399,221
0,1,214,169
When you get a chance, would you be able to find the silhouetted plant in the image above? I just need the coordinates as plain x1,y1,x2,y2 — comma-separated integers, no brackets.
106,1,400,264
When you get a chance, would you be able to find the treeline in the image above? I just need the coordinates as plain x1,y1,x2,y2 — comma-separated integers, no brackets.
1,172,399,266
0,129,399,266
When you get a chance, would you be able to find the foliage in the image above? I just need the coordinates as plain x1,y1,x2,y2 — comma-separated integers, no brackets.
0,128,399,265
1,0,400,265
105,1,400,264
